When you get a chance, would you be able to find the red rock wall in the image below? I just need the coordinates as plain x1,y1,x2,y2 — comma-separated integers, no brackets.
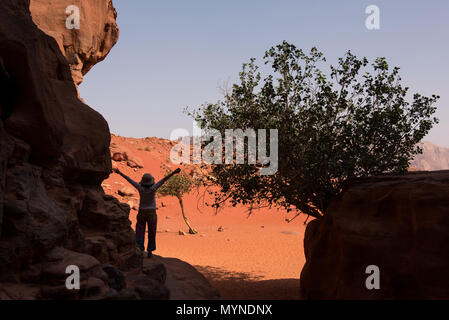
0,0,167,299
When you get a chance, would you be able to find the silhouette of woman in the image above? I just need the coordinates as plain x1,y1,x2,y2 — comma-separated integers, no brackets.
114,167,181,258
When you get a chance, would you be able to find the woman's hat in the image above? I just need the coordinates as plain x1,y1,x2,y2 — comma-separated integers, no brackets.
140,173,154,187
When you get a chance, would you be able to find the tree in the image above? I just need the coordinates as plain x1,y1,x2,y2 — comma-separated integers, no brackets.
158,166,200,234
188,41,439,220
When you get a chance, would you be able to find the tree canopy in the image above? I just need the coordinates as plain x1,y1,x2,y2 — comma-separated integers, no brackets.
188,41,439,219
158,166,200,234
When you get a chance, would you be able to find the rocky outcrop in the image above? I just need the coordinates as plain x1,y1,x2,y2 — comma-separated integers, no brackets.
300,171,449,299
411,141,449,171
1,0,111,182
29,0,119,86
0,0,167,299
110,141,144,169
150,256,221,300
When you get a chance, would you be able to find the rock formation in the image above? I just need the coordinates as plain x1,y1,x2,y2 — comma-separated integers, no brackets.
411,141,449,171
110,141,144,169
154,256,221,300
29,0,119,86
0,0,167,299
300,171,449,299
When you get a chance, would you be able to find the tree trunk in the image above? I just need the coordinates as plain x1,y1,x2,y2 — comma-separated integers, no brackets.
178,196,197,234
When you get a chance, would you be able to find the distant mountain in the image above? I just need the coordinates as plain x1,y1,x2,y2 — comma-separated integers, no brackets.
411,141,449,171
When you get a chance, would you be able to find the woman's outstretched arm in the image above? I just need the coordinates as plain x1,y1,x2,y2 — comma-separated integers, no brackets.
113,168,141,190
152,168,181,191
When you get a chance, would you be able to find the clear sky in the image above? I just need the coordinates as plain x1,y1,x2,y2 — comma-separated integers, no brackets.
80,0,449,147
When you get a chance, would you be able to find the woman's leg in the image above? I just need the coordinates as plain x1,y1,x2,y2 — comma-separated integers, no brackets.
147,210,158,253
135,211,147,251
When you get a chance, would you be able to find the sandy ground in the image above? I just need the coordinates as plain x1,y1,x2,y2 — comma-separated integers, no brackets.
104,135,306,299
148,203,305,300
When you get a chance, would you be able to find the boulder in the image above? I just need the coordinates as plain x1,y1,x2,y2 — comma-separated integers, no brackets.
0,0,169,300
143,259,167,284
110,143,130,162
127,157,144,169
118,186,135,197
300,171,449,299
153,256,220,300
102,264,127,291
110,143,144,169
133,277,170,300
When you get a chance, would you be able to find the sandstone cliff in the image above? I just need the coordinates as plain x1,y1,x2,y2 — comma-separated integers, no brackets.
29,0,119,86
300,171,449,299
411,141,449,171
0,0,166,299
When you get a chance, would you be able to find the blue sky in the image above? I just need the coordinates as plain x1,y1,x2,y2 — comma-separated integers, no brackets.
80,0,449,147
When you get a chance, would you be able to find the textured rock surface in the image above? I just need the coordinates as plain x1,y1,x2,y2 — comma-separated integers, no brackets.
150,256,221,300
126,259,170,300
0,0,167,300
30,0,119,86
1,0,112,182
300,171,449,299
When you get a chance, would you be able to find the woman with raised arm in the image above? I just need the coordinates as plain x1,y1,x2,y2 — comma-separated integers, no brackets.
113,167,181,258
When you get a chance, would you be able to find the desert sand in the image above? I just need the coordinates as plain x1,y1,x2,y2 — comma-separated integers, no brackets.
104,135,306,299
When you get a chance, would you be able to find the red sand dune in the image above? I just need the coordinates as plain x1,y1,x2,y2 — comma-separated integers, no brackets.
104,135,306,299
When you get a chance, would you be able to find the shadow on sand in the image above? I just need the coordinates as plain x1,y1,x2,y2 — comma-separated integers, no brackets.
195,265,302,300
